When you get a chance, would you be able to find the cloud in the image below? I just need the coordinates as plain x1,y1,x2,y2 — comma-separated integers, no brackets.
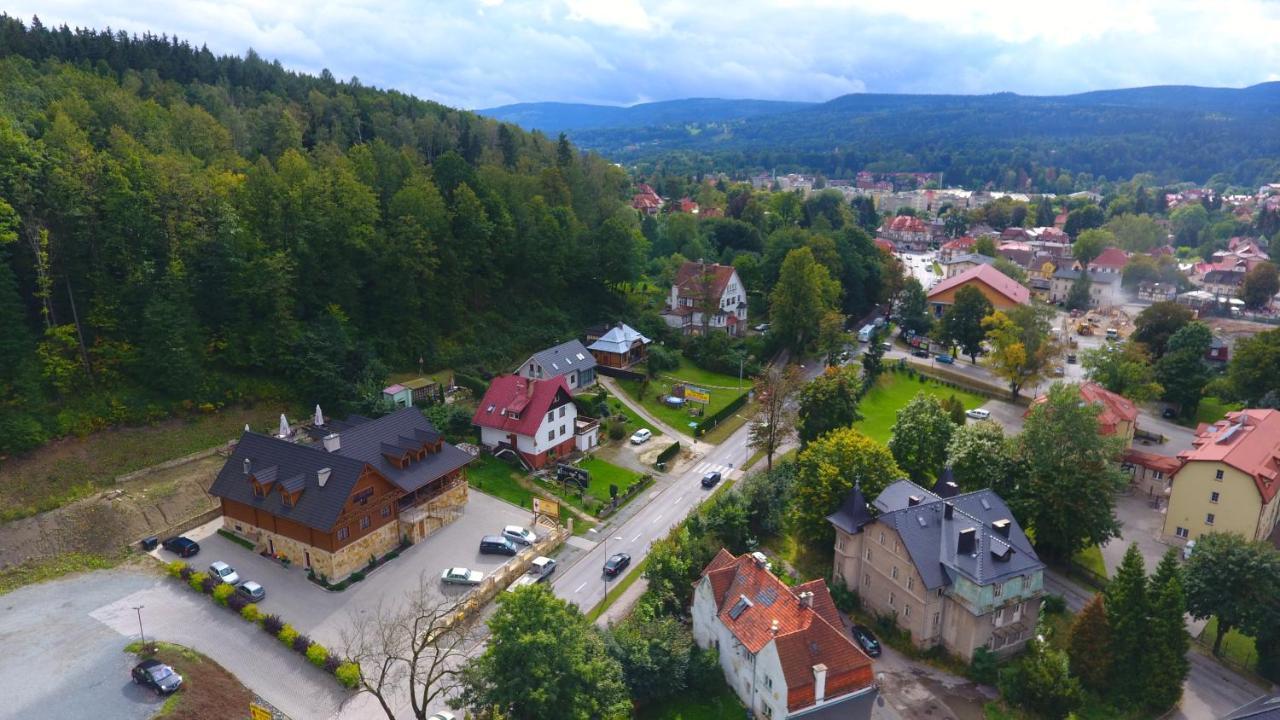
8,0,1280,109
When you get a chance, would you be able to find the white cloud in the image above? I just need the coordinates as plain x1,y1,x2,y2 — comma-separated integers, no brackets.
7,0,1280,109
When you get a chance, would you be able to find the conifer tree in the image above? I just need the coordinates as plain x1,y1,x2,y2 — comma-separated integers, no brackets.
1104,544,1149,705
1144,548,1190,712
1066,594,1113,694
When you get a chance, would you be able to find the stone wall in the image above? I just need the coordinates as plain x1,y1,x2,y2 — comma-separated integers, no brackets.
221,515,399,583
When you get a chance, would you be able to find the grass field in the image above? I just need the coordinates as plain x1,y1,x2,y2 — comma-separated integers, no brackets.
600,392,657,436
1190,396,1245,427
853,371,985,444
468,454,535,508
617,358,749,440
637,678,745,720
126,641,255,720
1201,617,1258,671
579,457,643,499
0,551,126,596
1073,545,1108,579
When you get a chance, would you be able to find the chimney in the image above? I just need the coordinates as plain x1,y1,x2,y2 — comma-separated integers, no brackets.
945,481,958,494
958,527,977,555
813,663,828,703
993,519,1011,538
908,495,922,507
751,551,769,567
771,619,780,636
317,467,331,488
243,458,251,475
323,433,342,453
944,502,954,520
798,591,813,608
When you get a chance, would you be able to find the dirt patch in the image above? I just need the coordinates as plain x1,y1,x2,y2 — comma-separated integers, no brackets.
130,642,256,720
0,453,223,570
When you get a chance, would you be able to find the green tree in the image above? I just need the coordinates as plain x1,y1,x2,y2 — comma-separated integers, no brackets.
1241,261,1280,310
888,391,955,481
749,365,800,471
945,420,1013,491
993,256,1028,285
1034,197,1056,228
1224,328,1280,404
456,585,630,720
1081,342,1163,402
769,247,841,352
1072,228,1115,266
1015,383,1125,561
1145,548,1190,712
1067,594,1113,695
998,634,1082,720
643,525,709,614
790,427,902,544
1104,544,1149,705
1106,214,1165,252
604,601,694,705
1170,203,1209,246
817,310,847,367
1132,301,1194,358
943,209,968,237
982,304,1058,399
1184,532,1280,657
1065,272,1093,311
937,285,992,362
1064,204,1104,237
0,245,35,400
1156,322,1212,417
973,235,998,257
797,365,863,445
896,278,933,336
860,325,886,382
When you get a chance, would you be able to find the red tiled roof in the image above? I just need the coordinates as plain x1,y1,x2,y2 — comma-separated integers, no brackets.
941,236,975,251
1031,382,1137,436
1123,448,1183,475
885,215,927,233
675,261,737,302
1090,247,1130,270
926,264,1030,305
472,375,571,438
874,238,896,252
700,552,874,711
1178,409,1280,504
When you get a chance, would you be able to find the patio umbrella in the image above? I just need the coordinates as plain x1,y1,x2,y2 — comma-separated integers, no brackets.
277,413,290,438
313,404,324,426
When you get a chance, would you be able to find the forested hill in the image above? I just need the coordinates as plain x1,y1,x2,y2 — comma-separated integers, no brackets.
0,15,646,456
515,83,1280,189
479,98,814,133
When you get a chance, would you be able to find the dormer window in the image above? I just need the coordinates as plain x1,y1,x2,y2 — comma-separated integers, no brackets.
281,491,296,507
252,482,266,498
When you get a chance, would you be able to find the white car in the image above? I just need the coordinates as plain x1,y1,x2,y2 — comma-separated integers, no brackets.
441,567,484,585
502,525,537,546
208,561,240,586
965,408,991,420
629,428,652,445
428,713,457,720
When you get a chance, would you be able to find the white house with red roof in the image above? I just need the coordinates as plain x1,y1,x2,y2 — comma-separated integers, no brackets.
663,260,748,336
631,183,663,216
472,375,598,469
1029,381,1139,446
878,215,931,251
692,550,878,720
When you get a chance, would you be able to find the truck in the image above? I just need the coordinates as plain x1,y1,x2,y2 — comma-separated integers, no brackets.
858,324,875,343
506,556,556,592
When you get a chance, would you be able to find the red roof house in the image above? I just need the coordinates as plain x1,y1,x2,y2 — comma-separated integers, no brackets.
926,264,1029,317
1029,381,1138,443
1088,247,1130,274
472,375,588,468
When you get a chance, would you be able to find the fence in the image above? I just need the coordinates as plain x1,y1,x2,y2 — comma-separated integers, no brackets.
655,440,681,467
596,365,647,382
695,393,750,436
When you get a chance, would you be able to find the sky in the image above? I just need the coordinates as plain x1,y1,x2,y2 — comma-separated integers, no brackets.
12,0,1280,110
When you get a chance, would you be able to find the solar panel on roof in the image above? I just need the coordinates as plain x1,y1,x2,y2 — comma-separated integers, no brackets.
755,586,779,607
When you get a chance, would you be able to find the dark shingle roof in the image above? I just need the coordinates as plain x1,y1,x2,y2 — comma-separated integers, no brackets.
1053,268,1119,285
1224,695,1280,720
826,483,876,535
328,408,474,494
524,339,596,378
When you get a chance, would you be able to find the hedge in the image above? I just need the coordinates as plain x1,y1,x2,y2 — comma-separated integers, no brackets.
453,373,488,398
695,393,749,436
655,440,681,466
336,662,361,689
278,624,300,648
306,643,329,668
212,583,234,607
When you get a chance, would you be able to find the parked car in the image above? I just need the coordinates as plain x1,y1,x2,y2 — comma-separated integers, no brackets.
441,567,484,585
936,353,954,364
603,553,631,578
850,624,882,658
1052,365,1065,377
753,323,769,332
236,581,265,602
912,348,930,358
507,556,556,592
629,428,652,445
1182,540,1196,560
428,712,457,720
966,408,991,420
479,535,519,556
161,536,199,558
208,561,240,586
701,471,722,488
502,525,537,546
1162,407,1178,419
132,659,183,695
881,342,893,352
1066,353,1077,364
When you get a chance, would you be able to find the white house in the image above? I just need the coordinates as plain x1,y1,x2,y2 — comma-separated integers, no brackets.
516,339,597,391
691,550,878,720
662,261,748,336
471,375,598,469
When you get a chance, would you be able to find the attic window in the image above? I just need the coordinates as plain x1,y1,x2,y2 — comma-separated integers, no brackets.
728,595,753,620
487,404,496,413
281,491,296,508
252,482,266,498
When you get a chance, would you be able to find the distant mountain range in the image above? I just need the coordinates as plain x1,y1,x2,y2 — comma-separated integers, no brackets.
480,84,1280,188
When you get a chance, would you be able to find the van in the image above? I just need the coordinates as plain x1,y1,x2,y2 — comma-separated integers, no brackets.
858,324,875,343
479,535,519,556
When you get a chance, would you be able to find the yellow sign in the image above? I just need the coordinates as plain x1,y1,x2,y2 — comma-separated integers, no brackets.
685,388,711,404
532,497,560,520
249,703,272,720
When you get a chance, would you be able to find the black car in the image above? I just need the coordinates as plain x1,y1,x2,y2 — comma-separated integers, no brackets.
850,624,882,657
1162,407,1178,419
479,535,519,556
912,348,930,358
701,471,722,488
160,536,200,558
603,552,631,578
132,659,183,695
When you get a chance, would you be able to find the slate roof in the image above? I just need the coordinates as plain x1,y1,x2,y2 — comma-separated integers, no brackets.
210,408,472,533
927,264,1030,305
472,375,573,437
941,253,995,267
587,323,651,355
826,484,876,535
522,339,596,379
1053,267,1120,285
855,480,1042,591
1223,694,1280,720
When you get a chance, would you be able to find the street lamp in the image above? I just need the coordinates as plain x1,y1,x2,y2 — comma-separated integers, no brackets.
132,605,147,652
588,528,624,601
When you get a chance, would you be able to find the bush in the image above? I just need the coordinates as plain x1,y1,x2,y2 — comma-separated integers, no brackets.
687,647,722,692
828,581,862,613
969,646,1000,685
292,633,312,653
241,604,262,624
261,614,284,635
1042,594,1066,615
227,592,248,613
323,655,343,674
165,560,187,578
655,440,681,465
335,661,361,689
278,624,299,647
188,571,208,593
349,571,365,583
306,643,329,668
200,576,219,594
607,420,625,440
212,583,235,607
178,566,195,582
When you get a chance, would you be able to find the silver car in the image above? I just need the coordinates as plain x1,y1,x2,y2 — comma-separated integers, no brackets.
441,567,484,585
236,580,265,602
502,525,537,546
208,561,240,585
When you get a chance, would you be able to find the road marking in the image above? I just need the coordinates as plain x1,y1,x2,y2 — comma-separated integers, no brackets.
651,513,664,524
632,533,642,541
574,582,586,593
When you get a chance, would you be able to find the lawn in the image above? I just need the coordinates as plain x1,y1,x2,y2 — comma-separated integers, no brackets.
617,358,750,440
761,531,835,584
468,454,535,509
125,641,256,720
854,371,985,444
637,678,745,720
599,392,657,436
1200,617,1258,671
579,457,644,499
1190,396,1244,427
1072,545,1108,579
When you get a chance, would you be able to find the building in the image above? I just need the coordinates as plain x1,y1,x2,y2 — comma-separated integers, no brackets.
1029,381,1138,446
662,261,748,336
1207,336,1230,364
1049,268,1123,308
472,375,599,469
692,550,878,720
939,236,976,262
1138,281,1178,302
381,383,413,409
941,253,995,279
210,408,474,583
1086,247,1129,274
1201,268,1247,298
1123,449,1183,501
631,183,663,215
1222,693,1280,720
878,215,931,252
926,264,1030,318
516,339,597,391
1163,409,1280,544
828,480,1045,661
586,322,651,369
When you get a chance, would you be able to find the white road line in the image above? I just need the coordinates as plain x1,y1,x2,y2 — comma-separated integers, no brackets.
632,533,642,541
651,513,664,524
574,582,586,593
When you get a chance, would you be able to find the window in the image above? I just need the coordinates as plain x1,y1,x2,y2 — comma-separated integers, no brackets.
904,604,912,618
252,483,265,498
993,582,1003,598
865,548,872,561
879,531,885,545
381,505,391,518
1216,469,1225,480
836,537,845,552
1210,491,1220,504
337,526,350,542
907,576,915,591
994,607,1005,627
1206,513,1215,525
894,540,900,553
281,492,294,507
559,425,566,437
546,411,554,423
762,705,773,718
1176,526,1189,539
353,488,374,506
1013,602,1023,622
559,406,565,418
764,676,772,689
359,515,371,530
863,573,870,587
889,592,895,607
547,430,555,441
1153,471,1164,480
933,612,941,629
891,566,899,580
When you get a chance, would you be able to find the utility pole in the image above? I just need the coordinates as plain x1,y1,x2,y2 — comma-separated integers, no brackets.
132,605,147,652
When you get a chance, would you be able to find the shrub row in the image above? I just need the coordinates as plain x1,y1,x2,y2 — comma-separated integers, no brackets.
694,393,749,436
655,440,681,466
216,528,257,551
165,560,360,689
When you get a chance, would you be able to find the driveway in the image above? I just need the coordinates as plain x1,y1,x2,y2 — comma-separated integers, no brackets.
1103,492,1178,575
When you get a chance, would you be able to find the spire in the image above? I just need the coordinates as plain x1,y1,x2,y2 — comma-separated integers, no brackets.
277,414,291,439
933,466,960,498
314,404,324,426
827,482,875,534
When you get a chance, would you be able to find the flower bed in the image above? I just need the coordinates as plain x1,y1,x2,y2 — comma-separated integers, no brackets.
304,537,410,591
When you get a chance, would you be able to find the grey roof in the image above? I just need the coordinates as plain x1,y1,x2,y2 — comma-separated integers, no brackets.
932,468,960,498
587,323,651,354
1224,695,1280,720
210,408,472,532
523,339,596,378
1053,268,1119,285
942,253,995,266
869,480,1043,591
826,484,875,535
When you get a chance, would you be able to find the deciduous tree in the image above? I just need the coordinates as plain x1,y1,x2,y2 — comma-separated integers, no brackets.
770,247,841,352
982,304,1058,399
888,391,955,481
1241,261,1279,310
797,365,862,446
1132,301,1194,358
604,600,695,705
938,285,992,362
750,365,800,471
1184,532,1280,657
1224,328,1280,404
1072,228,1115,266
790,427,902,544
945,420,1013,491
896,277,933,337
1156,321,1212,417
1081,342,1163,402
